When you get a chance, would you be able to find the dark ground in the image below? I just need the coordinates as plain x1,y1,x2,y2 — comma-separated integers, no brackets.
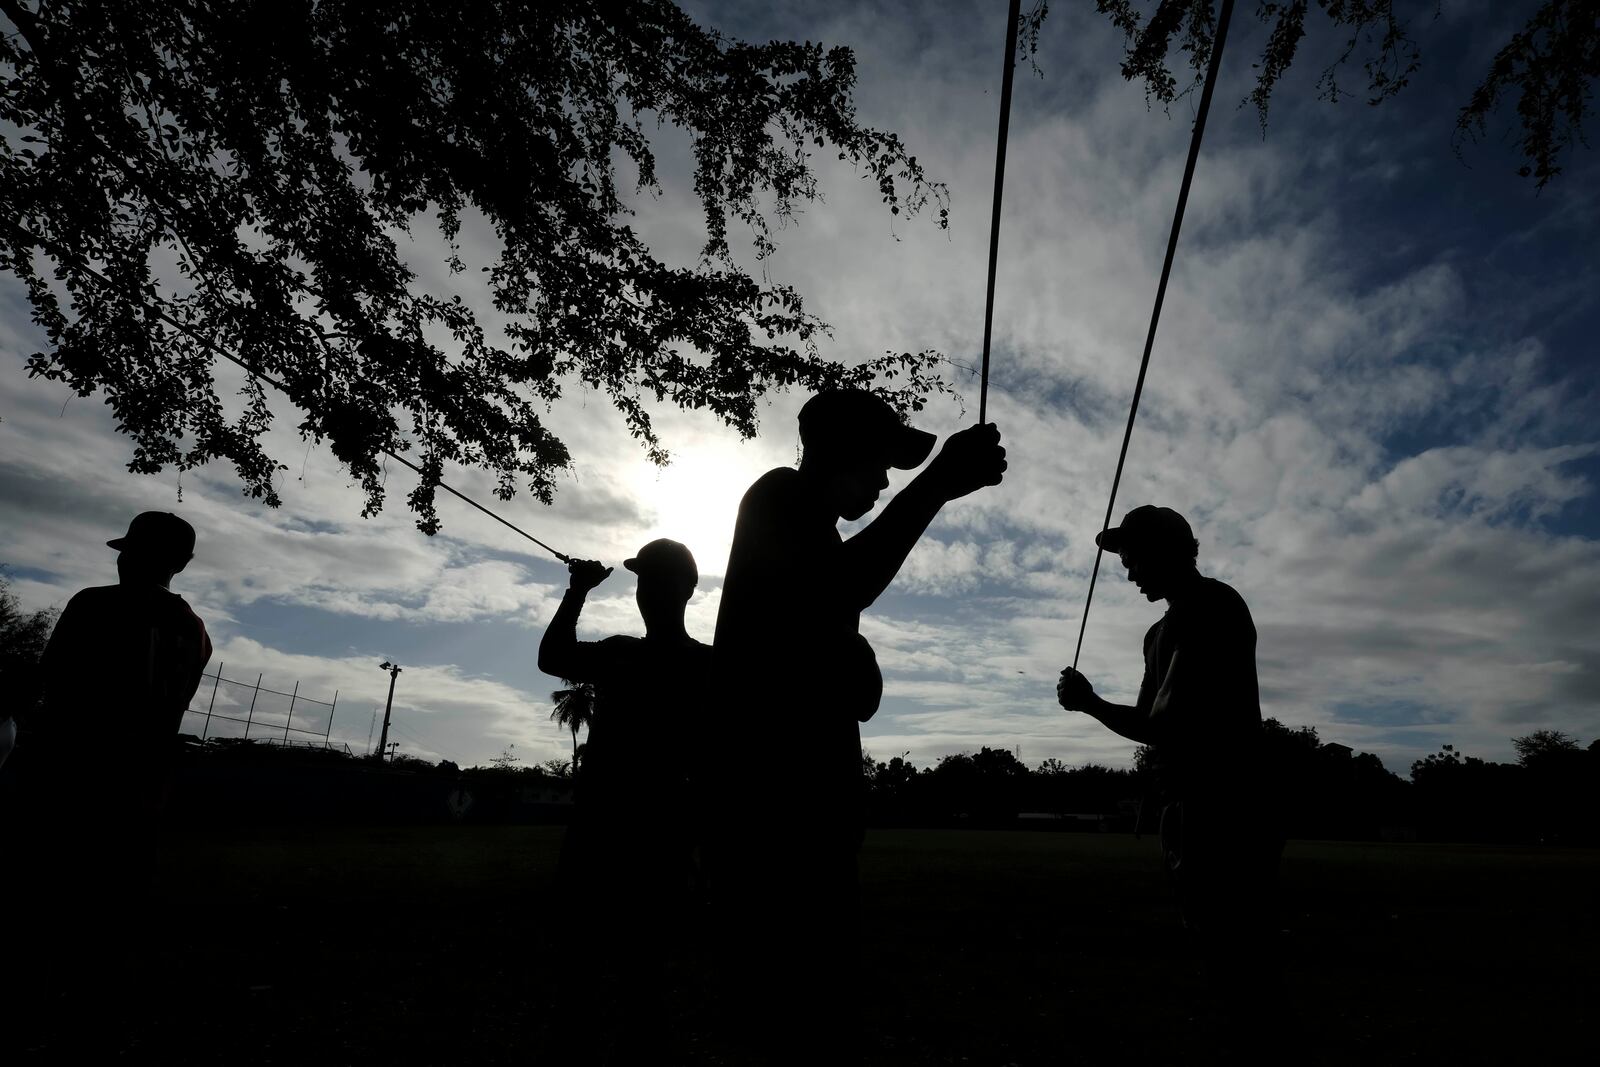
11,826,1599,1063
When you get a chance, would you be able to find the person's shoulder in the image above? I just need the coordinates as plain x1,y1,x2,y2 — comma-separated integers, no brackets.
166,589,204,615
65,584,120,605
650,636,713,673
1195,577,1255,634
1199,576,1251,612
58,584,125,618
741,466,802,504
581,634,643,673
733,467,822,542
144,586,205,624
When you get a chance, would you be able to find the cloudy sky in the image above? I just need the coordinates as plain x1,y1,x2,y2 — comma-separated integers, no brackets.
2,0,1596,774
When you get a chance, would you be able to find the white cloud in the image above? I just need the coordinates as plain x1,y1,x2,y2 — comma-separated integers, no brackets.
3,0,1597,775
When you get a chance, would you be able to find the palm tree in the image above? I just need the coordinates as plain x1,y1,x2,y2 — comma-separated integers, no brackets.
549,680,595,773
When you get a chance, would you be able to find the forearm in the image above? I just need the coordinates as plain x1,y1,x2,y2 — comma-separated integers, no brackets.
537,589,587,676
840,474,947,609
1084,698,1155,745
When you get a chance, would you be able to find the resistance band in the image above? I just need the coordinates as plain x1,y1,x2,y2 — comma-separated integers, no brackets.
1071,0,1236,669
6,221,572,563
977,0,1022,426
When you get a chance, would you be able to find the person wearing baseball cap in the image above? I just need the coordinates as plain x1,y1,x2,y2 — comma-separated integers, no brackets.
1055,504,1279,1002
537,536,710,1058
708,387,1006,1055
33,511,211,751
15,511,212,1034
104,509,198,563
1,518,200,783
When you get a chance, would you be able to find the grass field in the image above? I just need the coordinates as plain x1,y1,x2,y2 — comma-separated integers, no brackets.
20,826,1599,1063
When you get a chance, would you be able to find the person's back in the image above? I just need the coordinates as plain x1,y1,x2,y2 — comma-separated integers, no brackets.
28,513,210,783
574,631,711,858
9,512,211,1053
36,582,210,755
541,541,709,845
536,540,710,1062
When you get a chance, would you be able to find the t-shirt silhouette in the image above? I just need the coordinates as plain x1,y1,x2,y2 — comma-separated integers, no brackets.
715,467,883,830
1137,575,1262,800
561,632,712,817
37,583,212,750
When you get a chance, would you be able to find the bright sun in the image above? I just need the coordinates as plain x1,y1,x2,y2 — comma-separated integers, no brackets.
629,441,776,578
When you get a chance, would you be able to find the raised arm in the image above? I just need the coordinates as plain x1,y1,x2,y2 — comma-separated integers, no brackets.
537,559,612,680
840,423,1006,610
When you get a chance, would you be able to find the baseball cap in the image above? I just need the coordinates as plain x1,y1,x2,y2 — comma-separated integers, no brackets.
624,538,698,586
1095,505,1195,555
798,389,937,470
107,512,197,561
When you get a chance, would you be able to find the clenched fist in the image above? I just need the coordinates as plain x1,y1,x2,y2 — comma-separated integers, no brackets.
1056,667,1099,713
925,422,1007,502
566,558,613,593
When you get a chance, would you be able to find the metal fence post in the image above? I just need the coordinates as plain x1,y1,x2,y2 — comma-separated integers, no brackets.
283,680,299,741
244,673,263,740
202,662,223,740
324,690,338,750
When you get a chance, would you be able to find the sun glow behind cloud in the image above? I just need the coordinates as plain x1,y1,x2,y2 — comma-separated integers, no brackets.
1,0,1596,774
627,439,777,577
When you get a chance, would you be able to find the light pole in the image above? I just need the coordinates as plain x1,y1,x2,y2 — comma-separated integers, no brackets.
376,661,402,762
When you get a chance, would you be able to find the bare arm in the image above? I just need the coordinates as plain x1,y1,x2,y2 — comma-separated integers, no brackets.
1087,698,1157,745
840,423,1006,610
537,560,612,679
1057,667,1156,745
838,474,947,609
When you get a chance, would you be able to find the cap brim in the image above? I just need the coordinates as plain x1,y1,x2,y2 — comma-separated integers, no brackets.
623,558,640,573
106,537,128,550
1094,527,1128,553
889,426,938,470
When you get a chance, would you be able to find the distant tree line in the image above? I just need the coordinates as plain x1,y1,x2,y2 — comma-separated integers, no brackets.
4,566,1595,842
859,721,1600,845
343,719,1598,844
1407,729,1597,844
860,747,1140,828
852,721,1414,837
0,568,56,722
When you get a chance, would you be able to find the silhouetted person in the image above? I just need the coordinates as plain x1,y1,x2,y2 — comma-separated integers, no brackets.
710,389,1006,1060
1056,506,1281,1013
32,512,212,767
11,511,212,1053
538,538,711,1063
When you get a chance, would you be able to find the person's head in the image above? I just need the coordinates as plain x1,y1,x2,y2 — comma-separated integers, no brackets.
1094,505,1199,602
624,538,697,632
108,512,196,588
797,389,936,520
